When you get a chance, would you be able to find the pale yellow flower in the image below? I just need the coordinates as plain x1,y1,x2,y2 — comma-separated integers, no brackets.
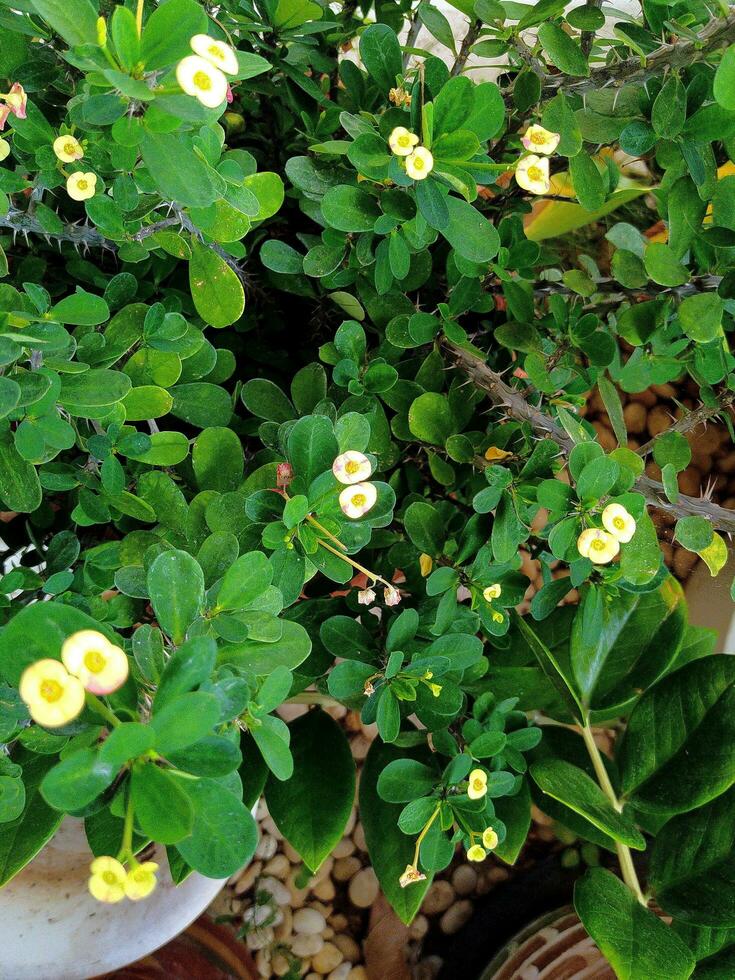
427,682,442,697
577,527,620,564
66,171,97,201
467,768,488,800
467,844,486,862
399,864,427,888
0,138,10,161
483,584,501,601
358,587,376,605
124,861,158,901
190,34,238,75
515,154,550,195
419,553,433,576
61,629,129,695
482,827,499,850
384,585,402,606
53,135,83,163
88,856,127,904
521,124,560,155
405,146,433,181
388,126,419,157
491,611,504,624
332,450,372,485
176,55,228,108
339,481,377,518
19,659,85,728
601,503,636,543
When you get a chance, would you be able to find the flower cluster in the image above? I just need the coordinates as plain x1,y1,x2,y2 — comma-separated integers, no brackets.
177,34,237,108
577,504,638,565
19,630,128,727
88,856,158,904
334,451,377,518
482,583,504,625
515,125,560,196
388,127,434,181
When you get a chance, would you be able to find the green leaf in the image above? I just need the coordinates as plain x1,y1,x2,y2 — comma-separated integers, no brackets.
538,23,590,77
0,755,63,886
417,2,456,54
570,577,686,714
531,759,644,848
0,434,41,513
408,392,454,445
644,243,688,287
153,636,216,710
442,196,500,263
652,76,687,139
147,550,204,644
404,501,445,554
242,378,294,423
574,868,695,980
651,785,735,927
675,515,714,553
714,46,735,111
678,293,723,344
131,763,194,845
265,709,355,872
189,241,245,328
31,0,99,46
219,620,312,674
176,777,258,877
151,692,220,753
41,749,116,811
50,290,109,326
514,613,584,722
140,0,207,69
619,510,661,587
0,777,25,823
619,656,735,814
216,552,273,610
287,414,338,486
433,76,474,135
360,741,433,923
321,185,380,232
569,153,605,211
192,427,244,492
493,780,532,864
359,24,402,93
141,132,219,208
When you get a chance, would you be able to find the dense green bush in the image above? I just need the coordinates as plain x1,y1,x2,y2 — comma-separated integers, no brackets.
1,0,735,973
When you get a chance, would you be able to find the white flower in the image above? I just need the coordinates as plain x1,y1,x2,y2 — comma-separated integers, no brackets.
467,768,487,800
384,585,401,606
483,584,501,601
19,659,85,728
577,528,620,564
66,171,97,201
405,146,433,181
332,450,372,485
0,138,10,161
388,126,419,157
190,34,238,75
521,124,560,155
339,481,377,519
53,135,83,162
176,55,228,108
358,587,376,605
61,629,129,695
399,864,427,888
515,154,550,195
601,503,637,543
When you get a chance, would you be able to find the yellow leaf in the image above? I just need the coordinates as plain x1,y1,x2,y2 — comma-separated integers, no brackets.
484,446,513,462
699,532,728,577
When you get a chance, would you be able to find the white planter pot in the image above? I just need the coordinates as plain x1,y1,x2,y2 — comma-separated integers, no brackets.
0,817,228,980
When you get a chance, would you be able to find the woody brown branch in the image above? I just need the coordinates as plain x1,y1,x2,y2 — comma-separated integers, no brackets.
446,339,735,536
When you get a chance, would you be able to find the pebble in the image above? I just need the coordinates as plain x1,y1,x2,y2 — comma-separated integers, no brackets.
256,834,278,860
264,853,291,880
271,952,292,977
259,875,290,906
422,880,455,916
348,867,378,909
350,735,371,760
327,965,352,980
287,870,310,909
243,903,273,928
452,864,478,896
291,932,325,957
347,969,368,980
255,949,271,978
344,808,357,835
274,905,293,941
312,942,344,974
332,837,355,858
333,856,361,882
245,925,274,951
333,934,361,962
352,823,366,851
409,914,429,940
313,877,336,901
439,899,473,935
234,861,262,894
293,907,327,935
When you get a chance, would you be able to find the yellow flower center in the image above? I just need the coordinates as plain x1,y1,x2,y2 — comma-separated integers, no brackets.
64,141,76,156
102,871,119,885
527,165,543,182
590,539,606,551
193,70,212,91
77,178,88,191
209,45,224,61
613,517,626,530
84,650,106,673
530,131,546,145
472,777,484,791
345,460,360,474
398,134,411,147
413,156,425,170
40,679,63,702
351,493,366,508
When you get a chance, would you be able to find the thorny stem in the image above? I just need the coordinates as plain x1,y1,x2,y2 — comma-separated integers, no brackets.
580,721,646,906
451,19,482,77
402,5,423,70
635,389,735,459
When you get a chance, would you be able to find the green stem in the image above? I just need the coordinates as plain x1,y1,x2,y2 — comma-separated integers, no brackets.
580,720,646,905
285,692,339,706
85,692,121,728
306,514,347,550
318,537,393,589
118,786,135,863
413,803,441,868
136,0,144,36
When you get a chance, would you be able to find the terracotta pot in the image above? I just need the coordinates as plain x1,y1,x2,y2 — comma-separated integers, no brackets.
0,817,229,980
481,906,614,980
